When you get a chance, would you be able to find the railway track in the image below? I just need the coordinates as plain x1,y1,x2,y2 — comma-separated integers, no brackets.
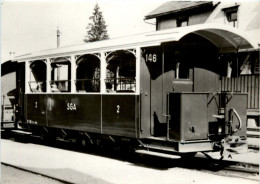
201,158,259,176
247,128,260,138
1,162,73,184
1,129,259,181
224,162,259,174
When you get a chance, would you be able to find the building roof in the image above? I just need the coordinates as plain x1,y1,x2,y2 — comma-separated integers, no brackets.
145,1,214,19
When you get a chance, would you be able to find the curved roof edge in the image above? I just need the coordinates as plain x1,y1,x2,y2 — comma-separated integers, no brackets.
175,23,258,50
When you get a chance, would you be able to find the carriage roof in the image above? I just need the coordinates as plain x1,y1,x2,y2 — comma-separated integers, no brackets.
13,23,258,62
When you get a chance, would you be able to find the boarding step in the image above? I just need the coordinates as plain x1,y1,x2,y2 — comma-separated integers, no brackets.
11,129,32,135
135,149,181,159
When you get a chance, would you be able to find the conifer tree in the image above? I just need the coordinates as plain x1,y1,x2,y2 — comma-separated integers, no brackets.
84,3,109,42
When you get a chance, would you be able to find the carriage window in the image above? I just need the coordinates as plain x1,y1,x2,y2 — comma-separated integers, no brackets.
29,60,46,92
105,51,136,93
175,62,190,79
51,58,71,92
76,54,100,92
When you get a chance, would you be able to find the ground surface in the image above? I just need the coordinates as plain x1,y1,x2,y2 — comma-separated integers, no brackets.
1,139,259,184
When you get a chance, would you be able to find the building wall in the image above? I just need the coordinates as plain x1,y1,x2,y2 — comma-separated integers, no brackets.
189,11,211,25
157,10,212,30
157,17,177,30
205,2,260,43
157,2,260,44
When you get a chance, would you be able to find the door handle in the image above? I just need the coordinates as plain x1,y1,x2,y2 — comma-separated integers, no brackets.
162,114,171,120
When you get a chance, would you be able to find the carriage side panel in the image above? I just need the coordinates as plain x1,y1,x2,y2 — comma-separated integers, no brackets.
26,94,47,126
46,94,101,132
102,95,137,137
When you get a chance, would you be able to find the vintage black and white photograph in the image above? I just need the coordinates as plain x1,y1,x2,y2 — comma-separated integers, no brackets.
1,0,259,183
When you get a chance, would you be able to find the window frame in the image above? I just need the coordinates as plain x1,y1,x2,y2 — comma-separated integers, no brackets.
75,54,101,93
50,57,71,93
105,50,137,94
177,16,189,27
28,60,47,93
223,5,239,28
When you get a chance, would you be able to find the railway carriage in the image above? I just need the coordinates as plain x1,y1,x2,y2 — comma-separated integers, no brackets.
2,24,258,157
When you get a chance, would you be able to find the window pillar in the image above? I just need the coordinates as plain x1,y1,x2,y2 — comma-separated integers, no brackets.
46,58,51,93
70,55,76,93
136,47,141,94
100,52,106,93
25,60,30,93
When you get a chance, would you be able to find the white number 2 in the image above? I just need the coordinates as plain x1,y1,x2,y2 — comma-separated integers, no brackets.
117,105,120,114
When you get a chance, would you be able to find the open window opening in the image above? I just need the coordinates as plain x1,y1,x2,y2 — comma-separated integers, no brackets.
29,60,46,92
50,57,71,92
105,50,136,93
174,50,192,80
76,54,100,92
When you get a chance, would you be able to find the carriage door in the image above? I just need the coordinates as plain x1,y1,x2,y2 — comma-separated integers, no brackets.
144,47,166,137
17,62,26,122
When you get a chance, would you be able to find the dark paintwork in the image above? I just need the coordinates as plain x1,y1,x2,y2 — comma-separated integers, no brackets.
102,95,138,137
168,93,208,141
139,56,151,138
26,94,47,126
18,63,26,123
47,94,101,133
25,94,138,137
168,92,247,142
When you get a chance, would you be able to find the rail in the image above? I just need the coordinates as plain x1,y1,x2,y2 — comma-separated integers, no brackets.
2,162,74,184
75,79,100,92
105,78,136,92
28,81,46,92
50,80,70,92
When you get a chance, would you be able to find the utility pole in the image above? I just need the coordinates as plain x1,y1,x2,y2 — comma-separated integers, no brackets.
9,52,15,57
57,27,61,48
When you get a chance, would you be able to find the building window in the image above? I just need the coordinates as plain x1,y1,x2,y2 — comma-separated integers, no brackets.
223,6,238,27
227,10,237,27
177,16,188,27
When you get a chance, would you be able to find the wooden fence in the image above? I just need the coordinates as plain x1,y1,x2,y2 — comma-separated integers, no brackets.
221,75,259,114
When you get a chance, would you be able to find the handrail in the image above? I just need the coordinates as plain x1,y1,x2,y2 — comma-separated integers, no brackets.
28,81,46,92
75,78,100,92
105,77,136,92
231,108,242,133
50,80,70,92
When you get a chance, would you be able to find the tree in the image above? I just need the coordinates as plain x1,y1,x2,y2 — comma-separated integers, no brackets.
84,3,109,43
